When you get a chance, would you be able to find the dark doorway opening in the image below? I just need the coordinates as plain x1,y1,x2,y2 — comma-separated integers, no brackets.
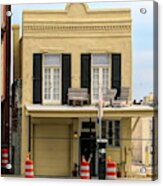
80,128,96,176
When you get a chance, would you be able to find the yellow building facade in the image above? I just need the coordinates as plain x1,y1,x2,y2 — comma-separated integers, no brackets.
13,3,155,177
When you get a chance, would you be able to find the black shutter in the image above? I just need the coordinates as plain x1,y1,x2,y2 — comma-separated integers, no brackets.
81,54,91,94
112,54,121,98
62,54,71,104
33,54,42,103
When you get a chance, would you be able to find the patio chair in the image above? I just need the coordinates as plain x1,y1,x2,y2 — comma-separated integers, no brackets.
103,89,117,107
112,87,131,107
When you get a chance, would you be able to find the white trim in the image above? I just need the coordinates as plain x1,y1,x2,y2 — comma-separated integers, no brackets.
25,104,154,112
91,53,111,104
42,54,62,105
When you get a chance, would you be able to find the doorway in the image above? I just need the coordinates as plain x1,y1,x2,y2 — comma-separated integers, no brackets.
80,122,96,176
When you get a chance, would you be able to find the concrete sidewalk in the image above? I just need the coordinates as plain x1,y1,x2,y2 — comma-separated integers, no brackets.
1,174,152,181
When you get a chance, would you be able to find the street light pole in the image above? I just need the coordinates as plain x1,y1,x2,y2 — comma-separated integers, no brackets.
97,85,107,179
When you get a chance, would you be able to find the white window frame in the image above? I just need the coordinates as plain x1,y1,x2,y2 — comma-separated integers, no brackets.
91,54,111,104
42,54,62,105
106,120,121,147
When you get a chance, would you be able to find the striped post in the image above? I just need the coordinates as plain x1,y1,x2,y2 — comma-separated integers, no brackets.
1,148,9,168
106,161,117,180
25,158,34,178
80,161,90,179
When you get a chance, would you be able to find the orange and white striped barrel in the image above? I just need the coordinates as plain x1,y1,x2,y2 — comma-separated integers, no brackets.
106,161,117,180
80,161,90,179
1,148,9,168
25,159,34,178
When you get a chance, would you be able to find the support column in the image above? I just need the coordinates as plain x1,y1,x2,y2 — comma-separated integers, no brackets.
71,118,79,176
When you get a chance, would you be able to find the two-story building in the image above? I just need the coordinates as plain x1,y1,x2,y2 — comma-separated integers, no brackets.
13,3,155,178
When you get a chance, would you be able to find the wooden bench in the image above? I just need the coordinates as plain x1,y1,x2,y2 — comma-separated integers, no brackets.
68,88,89,106
112,87,131,107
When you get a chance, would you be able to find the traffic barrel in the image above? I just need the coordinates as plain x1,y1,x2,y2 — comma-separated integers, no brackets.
80,161,90,179
25,155,34,178
106,161,117,179
1,148,9,168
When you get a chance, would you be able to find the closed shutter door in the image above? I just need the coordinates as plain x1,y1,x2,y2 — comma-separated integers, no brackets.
62,54,71,104
81,54,91,94
33,54,42,103
111,54,121,98
34,124,70,176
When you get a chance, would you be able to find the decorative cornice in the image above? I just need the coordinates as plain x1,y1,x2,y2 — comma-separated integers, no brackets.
23,34,131,39
23,24,131,33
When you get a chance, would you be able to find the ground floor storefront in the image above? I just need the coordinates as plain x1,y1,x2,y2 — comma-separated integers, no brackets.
21,105,156,179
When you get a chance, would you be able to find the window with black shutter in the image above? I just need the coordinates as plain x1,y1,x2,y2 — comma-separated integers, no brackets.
91,54,110,103
111,54,121,98
43,54,61,104
33,54,42,104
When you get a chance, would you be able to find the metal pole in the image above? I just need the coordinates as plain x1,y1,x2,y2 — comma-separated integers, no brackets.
99,116,102,139
28,116,31,154
97,84,107,179
98,84,103,140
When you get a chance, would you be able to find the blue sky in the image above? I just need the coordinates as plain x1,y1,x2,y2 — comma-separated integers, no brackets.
11,0,154,100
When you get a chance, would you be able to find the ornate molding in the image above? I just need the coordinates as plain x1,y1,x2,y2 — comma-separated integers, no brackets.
23,24,131,33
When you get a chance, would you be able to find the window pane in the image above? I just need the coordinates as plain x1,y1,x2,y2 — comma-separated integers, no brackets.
114,120,120,147
43,54,61,102
102,68,109,95
44,68,51,100
108,121,113,146
53,68,60,100
115,120,120,128
93,68,99,100
44,54,60,66
92,54,109,66
115,140,120,147
92,54,110,101
107,120,120,147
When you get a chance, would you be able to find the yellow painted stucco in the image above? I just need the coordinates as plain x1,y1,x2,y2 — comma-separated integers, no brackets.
12,3,143,177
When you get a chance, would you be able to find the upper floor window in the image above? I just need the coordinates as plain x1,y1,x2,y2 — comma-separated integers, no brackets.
91,54,110,103
43,54,61,104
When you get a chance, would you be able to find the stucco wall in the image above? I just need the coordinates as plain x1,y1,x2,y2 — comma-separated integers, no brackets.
16,3,132,174
107,117,132,177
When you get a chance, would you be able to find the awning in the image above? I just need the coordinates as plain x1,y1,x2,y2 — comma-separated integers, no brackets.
25,104,156,118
